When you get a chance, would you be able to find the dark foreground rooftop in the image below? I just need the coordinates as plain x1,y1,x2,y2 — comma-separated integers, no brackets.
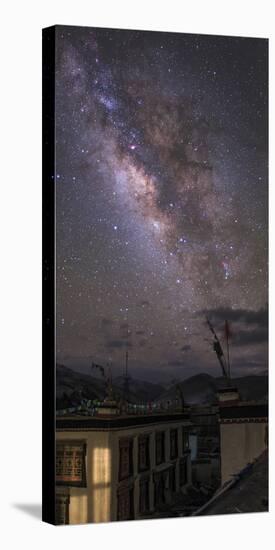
193,450,268,516
56,412,191,431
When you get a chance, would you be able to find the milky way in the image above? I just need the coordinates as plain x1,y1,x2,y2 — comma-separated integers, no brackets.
55,26,268,381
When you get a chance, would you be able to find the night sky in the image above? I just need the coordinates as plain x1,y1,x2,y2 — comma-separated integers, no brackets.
55,26,268,382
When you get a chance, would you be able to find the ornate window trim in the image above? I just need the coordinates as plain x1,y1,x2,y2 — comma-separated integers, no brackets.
56,440,87,487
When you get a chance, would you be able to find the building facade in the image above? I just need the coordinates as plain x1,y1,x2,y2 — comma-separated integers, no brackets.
55,412,192,524
219,404,268,485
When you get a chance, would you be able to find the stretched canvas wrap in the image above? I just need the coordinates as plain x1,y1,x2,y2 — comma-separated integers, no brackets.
42,25,268,525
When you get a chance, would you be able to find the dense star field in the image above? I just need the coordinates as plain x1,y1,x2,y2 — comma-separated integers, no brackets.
55,26,268,382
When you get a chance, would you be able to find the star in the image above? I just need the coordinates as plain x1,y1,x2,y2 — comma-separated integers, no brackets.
55,26,267,382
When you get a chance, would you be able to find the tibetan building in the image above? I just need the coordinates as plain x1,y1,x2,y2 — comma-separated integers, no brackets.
55,412,192,524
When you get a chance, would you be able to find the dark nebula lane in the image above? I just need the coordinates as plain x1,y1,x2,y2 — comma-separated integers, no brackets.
55,27,268,382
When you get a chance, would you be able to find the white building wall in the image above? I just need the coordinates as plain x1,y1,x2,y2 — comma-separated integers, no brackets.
220,421,267,485
56,417,192,524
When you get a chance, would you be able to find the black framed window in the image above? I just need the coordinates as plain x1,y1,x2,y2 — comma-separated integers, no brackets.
117,488,134,521
138,435,150,472
154,474,166,507
155,432,165,465
119,438,133,480
170,429,178,459
169,465,176,492
139,478,150,514
179,457,188,486
182,428,189,452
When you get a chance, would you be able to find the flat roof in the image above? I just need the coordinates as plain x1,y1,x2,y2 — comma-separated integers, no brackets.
219,404,268,421
56,412,191,431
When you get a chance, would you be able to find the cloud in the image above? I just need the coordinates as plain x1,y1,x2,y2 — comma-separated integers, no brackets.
180,345,191,352
101,317,113,328
106,339,133,349
101,319,114,339
201,306,268,348
167,360,184,367
233,327,268,346
139,339,148,348
202,306,268,326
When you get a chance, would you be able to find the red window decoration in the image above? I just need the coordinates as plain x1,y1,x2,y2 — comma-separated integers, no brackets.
56,441,86,486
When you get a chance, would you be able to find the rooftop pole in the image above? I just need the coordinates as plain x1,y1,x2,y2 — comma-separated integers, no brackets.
225,320,231,381
123,309,130,403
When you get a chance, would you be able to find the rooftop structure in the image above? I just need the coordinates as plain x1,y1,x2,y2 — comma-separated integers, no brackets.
216,386,240,406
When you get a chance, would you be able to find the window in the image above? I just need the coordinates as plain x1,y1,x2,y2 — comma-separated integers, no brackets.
182,428,189,453
155,432,165,465
179,457,188,486
139,478,150,514
138,435,150,472
170,429,178,459
119,438,133,480
117,488,134,521
55,494,70,525
154,473,166,508
169,465,176,492
56,441,86,486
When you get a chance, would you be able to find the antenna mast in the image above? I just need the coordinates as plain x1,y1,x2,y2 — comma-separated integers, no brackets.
206,318,229,382
123,310,130,402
